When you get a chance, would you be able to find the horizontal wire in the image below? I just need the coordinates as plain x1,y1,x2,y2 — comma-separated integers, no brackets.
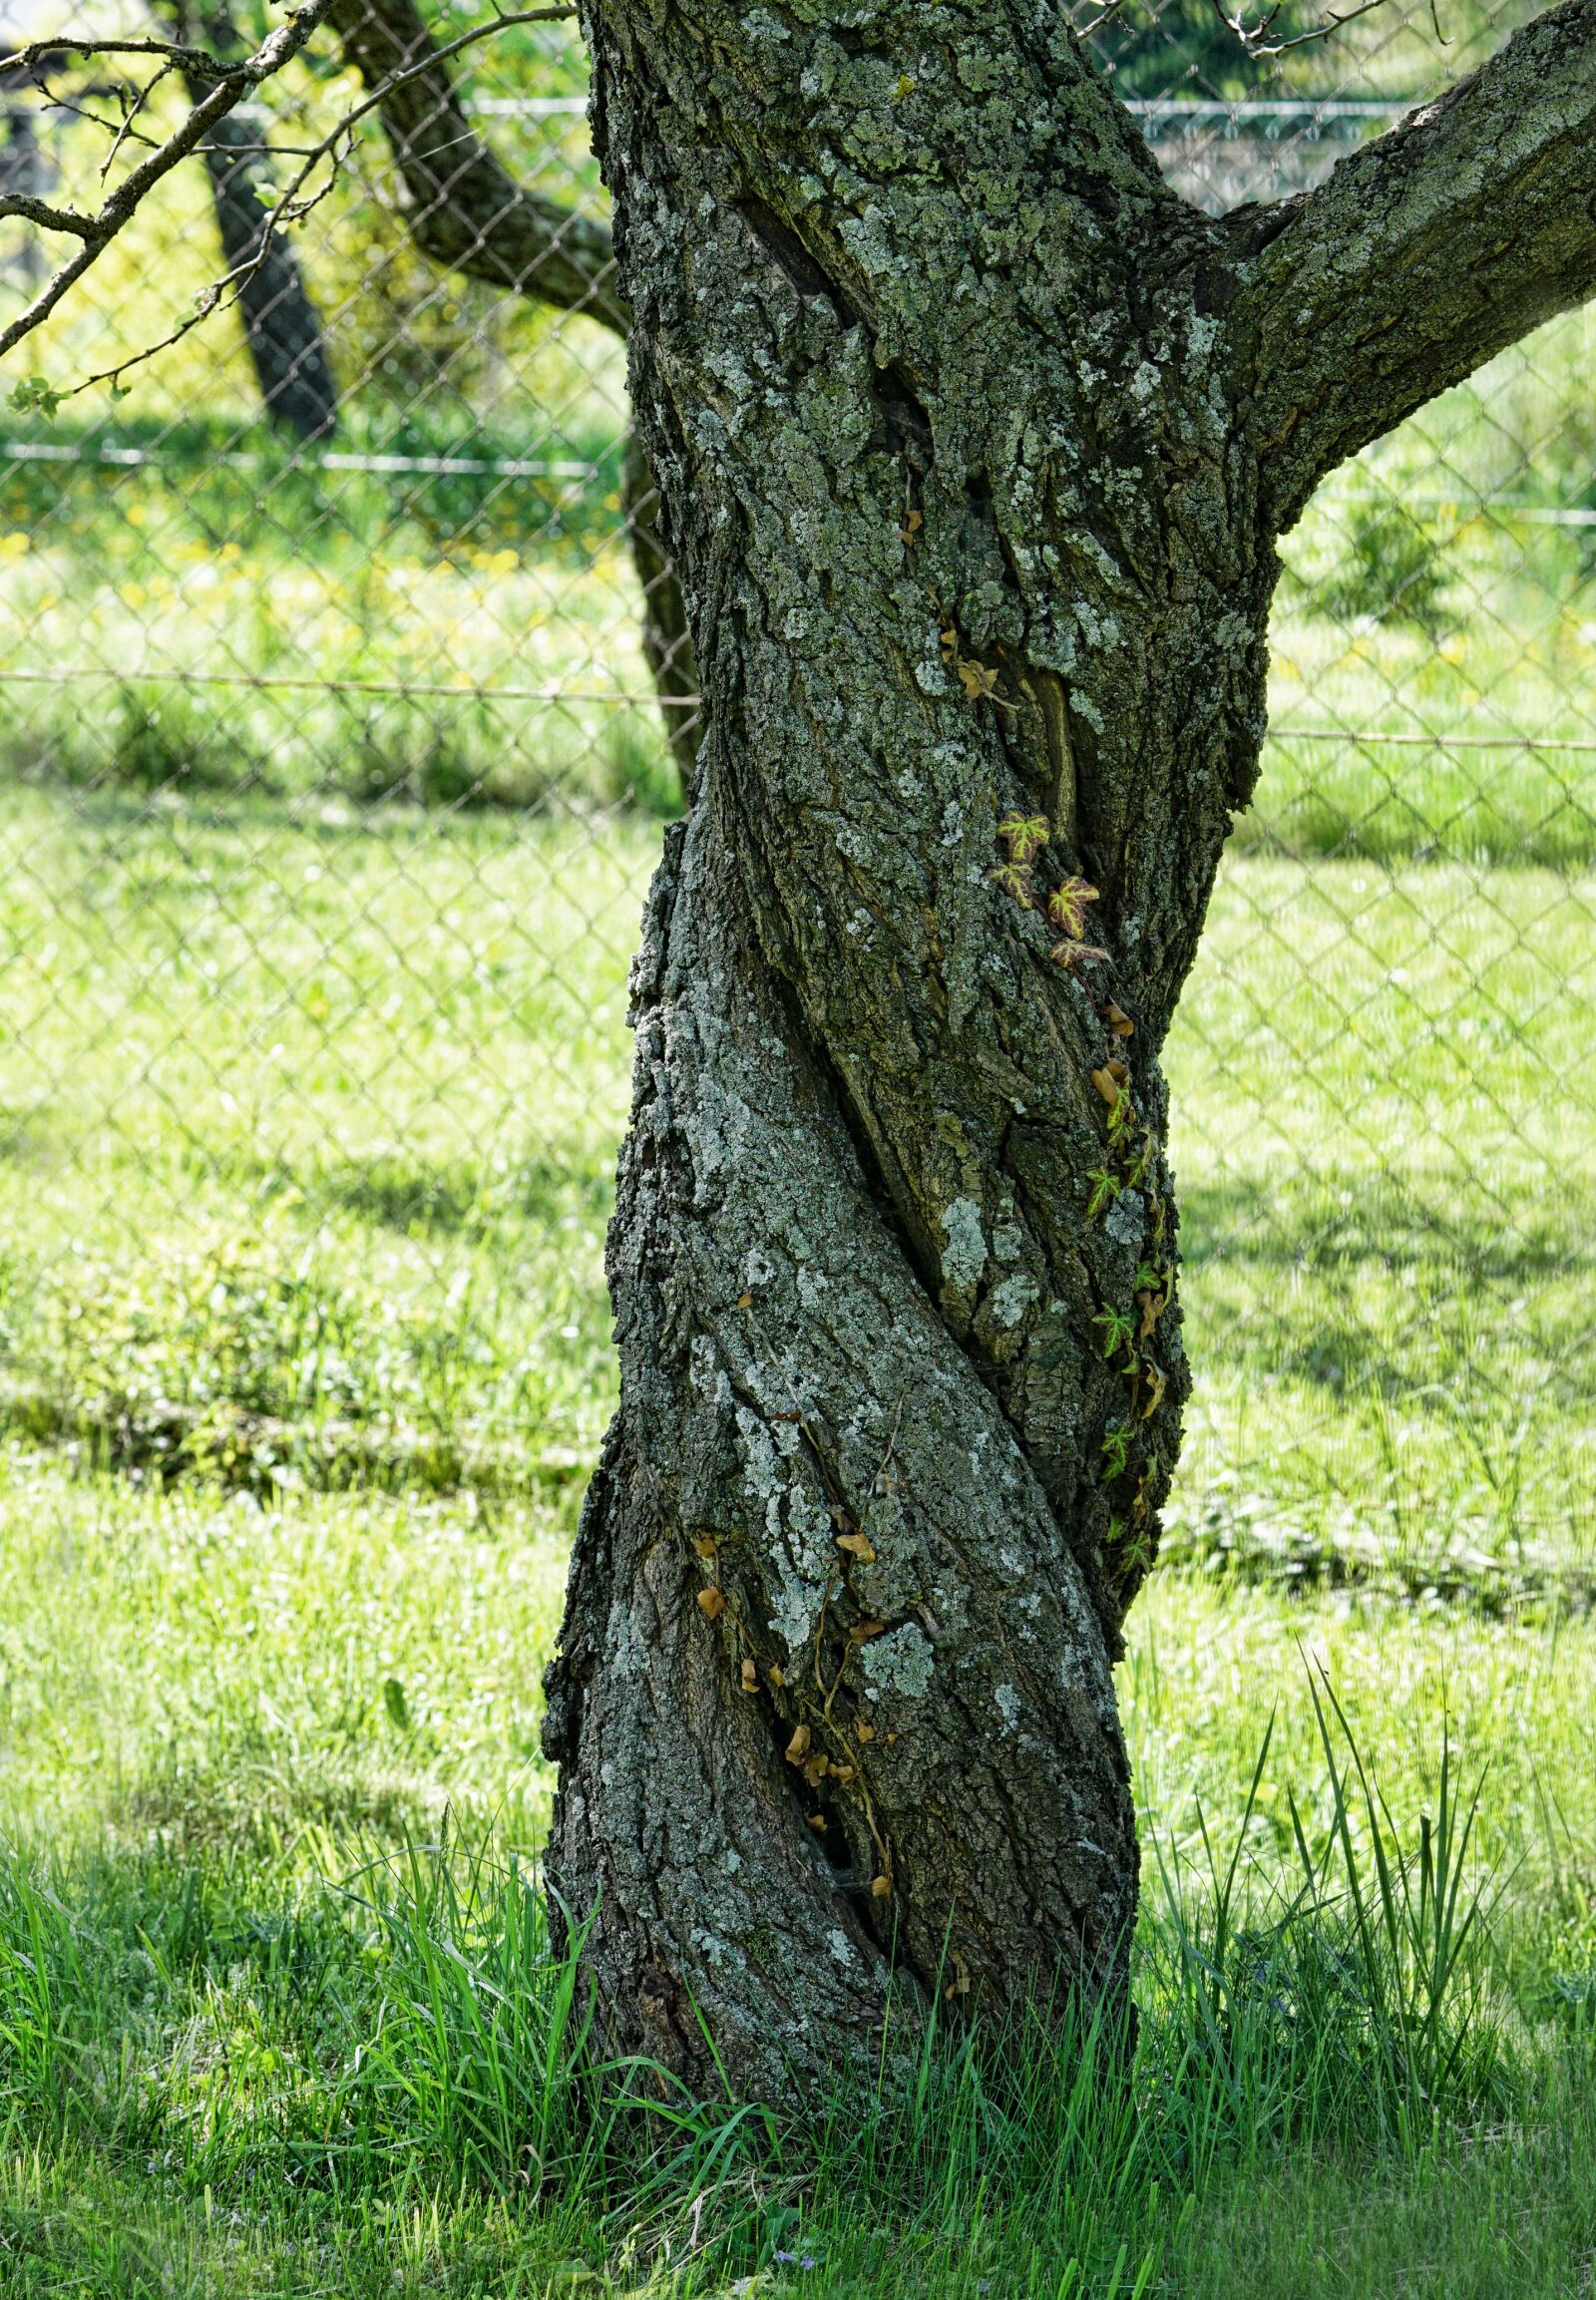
2,441,600,481
1275,728,1596,751
0,671,1582,746
12,441,1596,525
0,666,691,703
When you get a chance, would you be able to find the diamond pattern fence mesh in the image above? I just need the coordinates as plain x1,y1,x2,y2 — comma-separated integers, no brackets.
0,0,1592,1619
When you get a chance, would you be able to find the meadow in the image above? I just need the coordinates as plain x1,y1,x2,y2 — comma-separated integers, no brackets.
0,776,1594,2292
3,81,1596,2293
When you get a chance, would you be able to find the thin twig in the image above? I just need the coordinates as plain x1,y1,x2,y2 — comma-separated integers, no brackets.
0,0,342,362
1,3,578,377
1206,0,1395,58
100,64,173,182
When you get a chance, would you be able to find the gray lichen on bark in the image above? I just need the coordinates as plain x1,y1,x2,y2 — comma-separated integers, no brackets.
540,0,1596,2100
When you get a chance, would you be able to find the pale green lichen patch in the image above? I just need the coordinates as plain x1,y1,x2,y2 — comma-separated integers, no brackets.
860,1620,936,1698
940,1196,987,1291
990,1272,1037,1328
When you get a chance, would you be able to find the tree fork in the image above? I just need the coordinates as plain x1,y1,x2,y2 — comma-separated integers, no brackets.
541,0,1596,2100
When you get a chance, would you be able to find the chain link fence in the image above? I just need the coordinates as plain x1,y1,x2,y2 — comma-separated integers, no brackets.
1,0,1592,1609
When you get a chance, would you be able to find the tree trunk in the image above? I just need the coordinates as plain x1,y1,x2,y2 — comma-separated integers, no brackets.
198,105,338,439
540,0,1596,2102
326,0,698,771
168,0,338,440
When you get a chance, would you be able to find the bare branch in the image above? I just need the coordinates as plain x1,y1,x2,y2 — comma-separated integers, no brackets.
0,2,580,377
100,64,175,181
6,31,274,80
0,0,341,363
1230,0,1596,527
1204,0,1396,59
326,0,626,334
0,193,96,236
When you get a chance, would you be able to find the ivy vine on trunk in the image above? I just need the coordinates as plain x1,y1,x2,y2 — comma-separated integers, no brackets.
529,0,1596,2103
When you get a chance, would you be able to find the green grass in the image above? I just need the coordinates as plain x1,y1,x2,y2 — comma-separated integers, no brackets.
1,1461,1593,2295
0,786,1593,2292
1,782,1589,1596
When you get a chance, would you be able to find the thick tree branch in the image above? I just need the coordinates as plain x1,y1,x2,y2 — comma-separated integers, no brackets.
325,0,626,333
1234,0,1596,527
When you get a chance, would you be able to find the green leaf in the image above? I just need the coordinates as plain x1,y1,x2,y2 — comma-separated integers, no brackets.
10,377,62,421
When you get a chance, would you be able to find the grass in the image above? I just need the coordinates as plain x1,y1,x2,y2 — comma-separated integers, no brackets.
0,787,1593,2290
0,781,1589,1596
0,1469,1593,2294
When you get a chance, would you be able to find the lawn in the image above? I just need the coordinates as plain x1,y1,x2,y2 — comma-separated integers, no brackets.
0,786,1593,2296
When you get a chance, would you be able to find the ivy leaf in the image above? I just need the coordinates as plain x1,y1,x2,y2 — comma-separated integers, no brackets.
990,861,1034,909
957,657,1000,702
836,1531,876,1563
785,1724,812,1763
1086,1165,1119,1218
997,812,1049,864
697,1588,726,1620
1051,939,1108,971
1047,876,1099,939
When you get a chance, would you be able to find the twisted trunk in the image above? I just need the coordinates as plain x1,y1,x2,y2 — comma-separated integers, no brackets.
540,0,1596,2101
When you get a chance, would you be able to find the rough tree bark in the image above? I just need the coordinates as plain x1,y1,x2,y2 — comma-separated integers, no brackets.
534,0,1596,2103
